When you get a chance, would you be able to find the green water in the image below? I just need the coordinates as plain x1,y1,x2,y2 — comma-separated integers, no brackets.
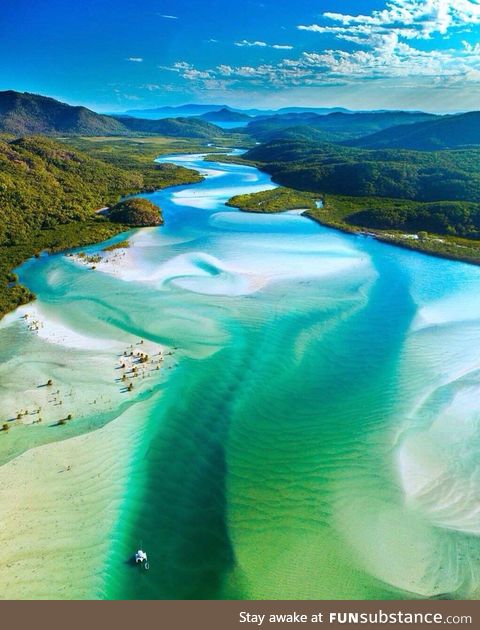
4,153,480,599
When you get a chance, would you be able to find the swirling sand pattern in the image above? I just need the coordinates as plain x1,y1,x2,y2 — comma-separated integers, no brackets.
1,153,480,599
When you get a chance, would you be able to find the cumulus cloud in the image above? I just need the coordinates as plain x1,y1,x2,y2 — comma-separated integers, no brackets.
299,0,480,42
165,42,480,93
160,1,480,93
293,0,480,85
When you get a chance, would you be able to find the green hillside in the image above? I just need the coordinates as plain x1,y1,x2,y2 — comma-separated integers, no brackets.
113,115,224,138
0,90,126,135
0,91,225,139
350,111,480,150
0,136,143,246
245,111,438,142
239,138,480,242
0,135,200,317
245,140,480,203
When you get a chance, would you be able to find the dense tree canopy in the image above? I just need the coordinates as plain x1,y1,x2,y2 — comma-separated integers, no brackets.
108,198,163,226
227,187,316,213
348,201,480,238
0,90,126,135
349,111,480,151
244,111,437,143
0,136,143,246
243,139,480,238
0,135,201,317
247,140,480,199
0,91,226,139
112,116,224,139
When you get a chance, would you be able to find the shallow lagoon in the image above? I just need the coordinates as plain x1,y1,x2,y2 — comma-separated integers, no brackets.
1,152,480,599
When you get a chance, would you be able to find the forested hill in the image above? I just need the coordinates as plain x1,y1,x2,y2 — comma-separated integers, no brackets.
349,111,480,150
0,135,144,246
112,115,224,138
245,139,480,203
0,135,201,316
0,91,126,135
0,91,225,138
245,110,439,142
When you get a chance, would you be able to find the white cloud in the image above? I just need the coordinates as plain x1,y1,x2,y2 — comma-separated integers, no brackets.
166,38,480,91
127,57,143,62
299,0,480,42
235,40,268,47
159,1,480,95
183,69,211,80
171,62,193,72
463,40,480,54
235,40,293,50
160,14,178,19
141,84,162,91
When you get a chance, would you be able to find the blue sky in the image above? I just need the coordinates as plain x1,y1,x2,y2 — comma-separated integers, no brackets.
2,0,480,112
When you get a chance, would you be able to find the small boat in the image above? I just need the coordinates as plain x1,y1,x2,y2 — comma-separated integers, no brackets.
135,549,149,569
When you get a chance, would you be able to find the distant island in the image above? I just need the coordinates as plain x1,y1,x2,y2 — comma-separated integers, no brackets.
123,103,230,118
124,104,352,119
200,108,252,123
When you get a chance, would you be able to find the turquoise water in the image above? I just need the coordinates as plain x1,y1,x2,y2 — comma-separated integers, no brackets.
5,152,480,599
210,121,249,129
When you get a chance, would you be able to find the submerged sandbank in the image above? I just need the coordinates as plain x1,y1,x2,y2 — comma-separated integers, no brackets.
0,394,162,599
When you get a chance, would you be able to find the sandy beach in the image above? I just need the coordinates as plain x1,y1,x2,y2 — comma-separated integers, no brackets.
0,393,161,599
0,302,168,435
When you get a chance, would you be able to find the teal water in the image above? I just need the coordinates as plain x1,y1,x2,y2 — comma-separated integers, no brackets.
4,152,480,599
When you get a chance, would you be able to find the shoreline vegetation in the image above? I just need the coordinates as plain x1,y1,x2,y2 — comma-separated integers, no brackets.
226,186,317,213
216,155,480,267
0,135,211,319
